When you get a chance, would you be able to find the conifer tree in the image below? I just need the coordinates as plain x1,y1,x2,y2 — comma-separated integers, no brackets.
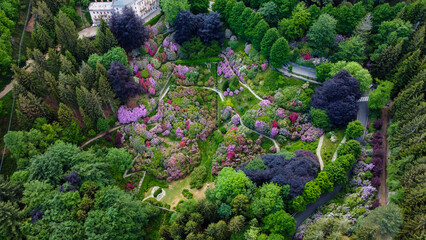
392,49,421,98
252,20,269,51
244,12,263,41
260,28,279,58
98,75,119,113
60,55,76,75
223,0,236,22
32,1,54,30
80,62,96,90
58,73,78,108
55,11,78,55
212,0,228,18
95,18,117,54
32,23,53,53
58,102,74,127
238,8,253,37
44,71,59,100
76,37,98,63
47,48,61,78
17,92,49,122
372,42,402,80
228,1,245,34
95,61,108,80
28,48,47,79
12,65,41,97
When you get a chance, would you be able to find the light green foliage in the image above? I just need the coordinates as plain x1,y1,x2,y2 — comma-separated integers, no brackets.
231,194,249,216
304,216,350,240
228,1,245,35
88,47,128,69
336,154,356,171
307,13,337,56
315,171,333,193
251,183,284,218
10,170,29,183
373,18,413,49
213,167,251,203
270,37,290,68
262,210,296,236
278,2,311,41
333,36,366,63
354,204,403,240
260,28,279,58
337,140,362,160
345,120,364,139
160,0,190,25
302,181,321,204
28,153,64,186
85,187,159,239
328,2,366,35
315,62,332,82
310,108,330,130
104,148,133,173
22,181,54,208
368,81,393,110
323,160,347,185
228,215,245,233
290,195,306,212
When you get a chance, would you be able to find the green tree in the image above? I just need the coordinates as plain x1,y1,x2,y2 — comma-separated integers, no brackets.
231,194,249,216
190,166,207,189
228,215,245,233
218,203,232,219
212,0,228,17
213,167,251,203
345,120,364,139
330,61,372,93
315,171,333,193
95,18,117,54
252,19,269,51
372,41,403,80
261,28,279,58
243,11,262,40
290,195,306,212
270,37,290,68
159,0,190,25
55,11,78,55
337,140,362,159
307,13,337,56
354,204,403,240
251,183,284,218
258,1,279,27
262,210,296,236
31,1,54,30
32,23,53,53
323,161,347,185
104,148,133,173
391,49,421,98
310,108,330,130
0,201,23,240
333,36,366,63
278,2,311,41
188,0,209,14
315,62,332,82
98,75,118,113
22,181,55,208
368,81,393,110
80,62,96,90
302,181,321,204
228,1,245,34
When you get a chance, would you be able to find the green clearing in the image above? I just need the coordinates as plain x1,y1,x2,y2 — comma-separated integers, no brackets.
139,173,168,199
286,139,319,153
198,138,216,183
226,84,260,116
321,130,345,165
160,176,191,204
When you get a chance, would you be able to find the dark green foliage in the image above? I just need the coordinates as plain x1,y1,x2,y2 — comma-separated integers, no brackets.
154,187,162,197
310,108,330,130
262,210,296,236
55,11,78,55
337,140,362,160
270,37,290,68
245,158,267,171
307,13,337,56
180,37,221,59
323,160,347,185
260,28,279,58
189,0,209,14
315,62,332,82
252,20,269,51
190,166,207,189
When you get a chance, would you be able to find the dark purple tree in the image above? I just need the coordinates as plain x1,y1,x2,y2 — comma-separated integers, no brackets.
371,176,381,188
31,207,44,223
108,61,142,102
65,171,80,186
240,154,319,199
109,6,148,51
371,198,380,209
373,120,383,130
114,131,123,148
174,10,197,45
311,70,361,127
198,11,224,44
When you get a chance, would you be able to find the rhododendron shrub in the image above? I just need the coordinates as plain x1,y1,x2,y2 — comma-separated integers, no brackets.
118,105,148,124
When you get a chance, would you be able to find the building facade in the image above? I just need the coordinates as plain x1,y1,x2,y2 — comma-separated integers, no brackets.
89,0,159,26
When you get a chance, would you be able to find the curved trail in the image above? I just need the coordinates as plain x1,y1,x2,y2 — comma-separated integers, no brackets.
316,135,324,170
80,126,122,148
331,137,346,161
203,87,225,102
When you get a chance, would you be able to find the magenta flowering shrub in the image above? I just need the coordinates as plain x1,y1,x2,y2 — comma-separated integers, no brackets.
118,105,148,124
211,130,265,175
144,39,158,56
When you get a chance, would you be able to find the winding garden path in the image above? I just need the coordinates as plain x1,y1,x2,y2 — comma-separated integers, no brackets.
80,125,123,148
316,135,325,170
277,68,322,85
331,137,346,162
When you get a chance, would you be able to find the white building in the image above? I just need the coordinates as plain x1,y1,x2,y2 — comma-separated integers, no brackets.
89,0,159,26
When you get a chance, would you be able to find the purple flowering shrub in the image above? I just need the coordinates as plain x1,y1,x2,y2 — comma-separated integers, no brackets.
162,36,178,61
118,105,148,124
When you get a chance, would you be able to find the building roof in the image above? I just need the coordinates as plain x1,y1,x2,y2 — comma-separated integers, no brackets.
113,0,137,7
88,2,113,11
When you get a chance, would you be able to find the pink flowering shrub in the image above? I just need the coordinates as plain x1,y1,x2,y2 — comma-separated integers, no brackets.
144,39,158,56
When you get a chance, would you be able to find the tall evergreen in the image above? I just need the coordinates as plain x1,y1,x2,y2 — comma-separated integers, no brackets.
98,75,119,113
47,48,61,78
55,11,78,55
44,71,59,100
391,49,421,98
372,42,403,80
252,20,269,51
57,102,74,127
32,23,53,53
95,18,118,54
228,1,245,33
260,28,279,58
80,62,96,90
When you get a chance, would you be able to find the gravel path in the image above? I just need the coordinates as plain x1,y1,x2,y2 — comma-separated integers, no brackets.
283,62,317,79
316,135,325,170
0,81,14,99
277,68,322,85
331,137,346,161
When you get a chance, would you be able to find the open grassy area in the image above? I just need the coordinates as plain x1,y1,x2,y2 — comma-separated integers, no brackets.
140,173,168,197
321,130,345,165
226,84,260,116
286,139,319,153
198,138,216,183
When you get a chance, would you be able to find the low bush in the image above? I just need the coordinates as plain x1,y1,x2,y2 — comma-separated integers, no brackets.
190,166,207,189
182,189,193,199
153,187,162,198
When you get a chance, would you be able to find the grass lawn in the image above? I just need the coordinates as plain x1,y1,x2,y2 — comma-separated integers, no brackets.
198,138,216,183
286,139,319,153
226,84,260,116
321,130,345,165
140,173,168,198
